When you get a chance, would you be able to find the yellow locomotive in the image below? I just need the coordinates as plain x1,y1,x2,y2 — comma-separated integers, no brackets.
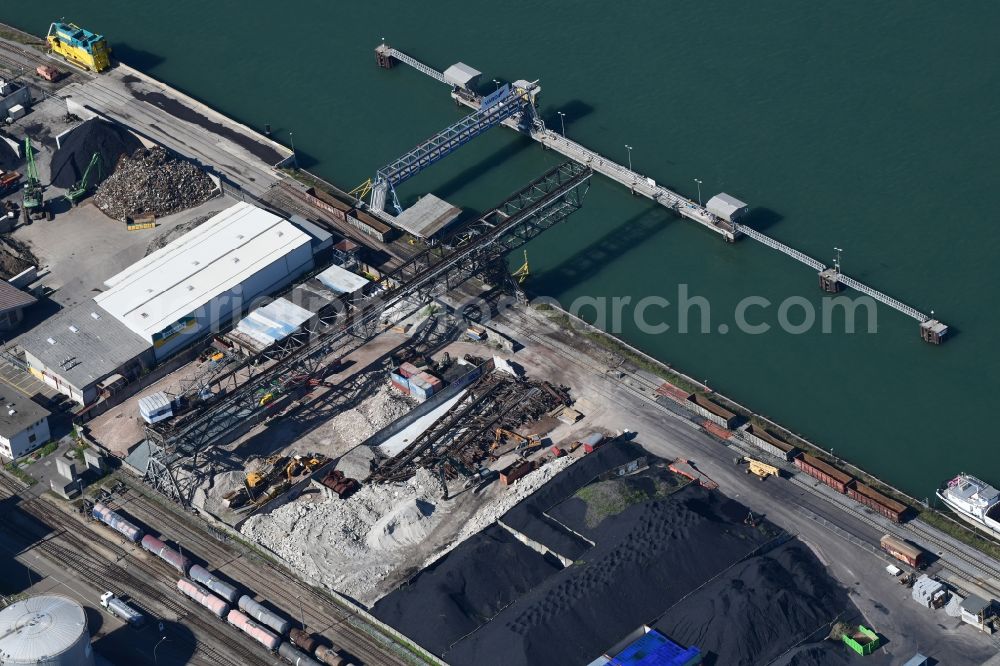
46,20,111,73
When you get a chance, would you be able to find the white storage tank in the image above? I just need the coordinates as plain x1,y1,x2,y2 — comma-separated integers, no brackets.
0,595,94,666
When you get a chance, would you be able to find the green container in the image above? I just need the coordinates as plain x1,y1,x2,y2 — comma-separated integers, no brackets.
842,625,880,656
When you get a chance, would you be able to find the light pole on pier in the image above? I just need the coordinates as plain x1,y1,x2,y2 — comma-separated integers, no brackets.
693,178,702,206
625,144,633,172
493,79,501,91
153,635,167,664
289,131,298,169
557,111,566,137
833,246,843,273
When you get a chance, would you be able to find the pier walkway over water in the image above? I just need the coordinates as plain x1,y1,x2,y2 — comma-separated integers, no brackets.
376,45,947,340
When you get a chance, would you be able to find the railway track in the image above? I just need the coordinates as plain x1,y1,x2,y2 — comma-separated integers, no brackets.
502,307,1000,598
105,479,418,665
0,475,269,666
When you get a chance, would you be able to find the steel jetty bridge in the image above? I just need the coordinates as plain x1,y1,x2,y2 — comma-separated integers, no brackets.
373,43,950,344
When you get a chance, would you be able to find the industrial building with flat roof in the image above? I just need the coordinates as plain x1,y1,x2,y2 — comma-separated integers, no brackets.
19,202,315,405
94,201,313,359
19,303,154,406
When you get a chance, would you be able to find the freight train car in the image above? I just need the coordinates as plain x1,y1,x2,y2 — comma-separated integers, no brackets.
314,645,347,666
880,534,923,568
289,628,318,654
279,641,323,666
346,210,392,243
91,503,143,542
46,21,111,73
189,564,240,604
177,579,229,618
305,187,353,224
141,535,192,575
848,482,907,523
227,610,281,651
238,594,292,635
794,453,853,493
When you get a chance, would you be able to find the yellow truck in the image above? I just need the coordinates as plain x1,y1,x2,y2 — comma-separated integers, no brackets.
46,21,111,73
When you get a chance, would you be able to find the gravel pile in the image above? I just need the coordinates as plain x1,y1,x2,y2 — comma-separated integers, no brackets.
240,468,443,603
94,146,216,220
49,118,142,188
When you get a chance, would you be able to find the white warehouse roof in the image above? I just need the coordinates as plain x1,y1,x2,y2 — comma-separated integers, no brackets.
95,202,310,342
443,62,481,88
236,297,314,347
316,264,369,296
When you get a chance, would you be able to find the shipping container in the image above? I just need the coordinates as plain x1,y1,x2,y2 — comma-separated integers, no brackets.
880,534,923,568
227,609,281,651
177,579,229,619
848,482,907,523
189,564,240,604
141,535,192,575
578,432,604,454
289,628,318,654
794,453,853,494
398,362,419,378
238,594,292,635
314,645,346,666
279,641,323,666
91,503,143,542
500,461,535,486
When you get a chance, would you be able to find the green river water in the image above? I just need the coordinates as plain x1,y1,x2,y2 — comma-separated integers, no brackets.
5,2,999,499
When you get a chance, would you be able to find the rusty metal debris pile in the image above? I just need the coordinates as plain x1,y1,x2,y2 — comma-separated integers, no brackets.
94,146,216,220
368,359,572,485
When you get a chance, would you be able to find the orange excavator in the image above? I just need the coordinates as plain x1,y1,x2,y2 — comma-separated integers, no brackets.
490,428,542,456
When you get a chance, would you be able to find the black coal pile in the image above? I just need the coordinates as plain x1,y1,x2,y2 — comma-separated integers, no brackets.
653,540,859,665
49,118,142,188
0,137,19,171
371,524,562,655
94,146,216,220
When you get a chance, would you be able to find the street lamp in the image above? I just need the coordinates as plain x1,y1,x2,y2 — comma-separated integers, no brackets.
557,111,566,137
492,79,501,91
289,131,297,169
625,144,633,172
693,178,703,206
153,635,167,664
833,246,843,272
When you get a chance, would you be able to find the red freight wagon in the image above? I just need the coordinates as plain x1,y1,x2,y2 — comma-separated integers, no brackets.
880,534,923,568
848,482,907,523
794,453,853,494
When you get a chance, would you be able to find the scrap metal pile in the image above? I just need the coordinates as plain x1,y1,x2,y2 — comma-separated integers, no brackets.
94,146,216,220
368,360,571,484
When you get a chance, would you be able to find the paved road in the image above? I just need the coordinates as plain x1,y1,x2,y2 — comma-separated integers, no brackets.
493,306,999,663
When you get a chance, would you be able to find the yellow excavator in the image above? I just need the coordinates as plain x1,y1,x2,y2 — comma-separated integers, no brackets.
491,428,542,455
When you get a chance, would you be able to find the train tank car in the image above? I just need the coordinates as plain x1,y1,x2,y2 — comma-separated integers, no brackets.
279,640,323,666
91,503,143,542
238,594,292,635
177,579,229,619
141,535,192,575
227,610,281,651
188,564,240,604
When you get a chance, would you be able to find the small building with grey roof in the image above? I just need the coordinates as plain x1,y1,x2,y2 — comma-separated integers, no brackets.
706,193,749,223
0,280,37,331
393,194,462,239
18,303,154,406
0,390,51,460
